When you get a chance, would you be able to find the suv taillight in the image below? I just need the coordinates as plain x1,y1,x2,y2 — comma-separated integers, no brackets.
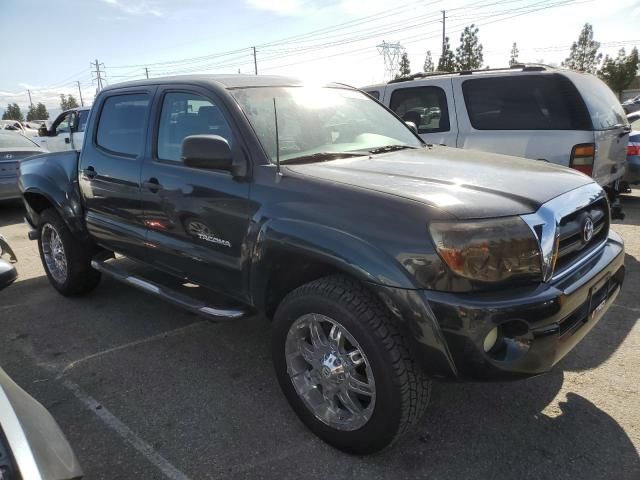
627,144,640,156
570,143,595,176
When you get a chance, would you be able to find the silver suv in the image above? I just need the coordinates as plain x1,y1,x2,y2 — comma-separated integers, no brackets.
363,65,629,198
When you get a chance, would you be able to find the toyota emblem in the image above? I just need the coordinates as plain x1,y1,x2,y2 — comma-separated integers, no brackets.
583,217,594,243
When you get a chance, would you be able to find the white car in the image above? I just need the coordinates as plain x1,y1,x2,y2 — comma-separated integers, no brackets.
0,120,38,137
33,107,90,152
362,65,629,197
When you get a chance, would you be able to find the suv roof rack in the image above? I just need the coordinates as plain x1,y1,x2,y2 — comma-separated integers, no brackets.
387,63,555,84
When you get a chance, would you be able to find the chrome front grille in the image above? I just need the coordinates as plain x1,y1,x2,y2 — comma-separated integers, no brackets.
521,183,609,282
554,197,609,275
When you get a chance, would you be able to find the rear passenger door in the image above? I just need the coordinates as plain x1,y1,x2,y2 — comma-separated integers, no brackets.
79,88,154,260
385,80,457,146
140,87,251,299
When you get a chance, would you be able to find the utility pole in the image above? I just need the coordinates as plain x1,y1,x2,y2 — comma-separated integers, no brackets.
441,10,446,59
252,47,258,75
27,89,33,108
76,81,84,107
145,67,149,79
92,59,105,92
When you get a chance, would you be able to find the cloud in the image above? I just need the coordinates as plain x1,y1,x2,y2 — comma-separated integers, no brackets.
245,0,307,15
101,0,165,18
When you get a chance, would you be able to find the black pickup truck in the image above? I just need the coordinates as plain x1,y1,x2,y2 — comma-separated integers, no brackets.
19,75,625,454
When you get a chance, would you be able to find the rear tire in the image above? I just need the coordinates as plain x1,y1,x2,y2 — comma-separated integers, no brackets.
37,208,100,296
271,274,430,454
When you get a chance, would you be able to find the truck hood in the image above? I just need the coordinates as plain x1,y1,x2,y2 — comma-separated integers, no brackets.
286,145,595,219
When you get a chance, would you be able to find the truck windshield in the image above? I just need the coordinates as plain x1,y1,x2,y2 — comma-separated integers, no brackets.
231,86,423,163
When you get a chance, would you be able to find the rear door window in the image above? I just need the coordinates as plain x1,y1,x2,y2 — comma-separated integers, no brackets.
389,86,450,133
462,74,591,130
96,93,150,157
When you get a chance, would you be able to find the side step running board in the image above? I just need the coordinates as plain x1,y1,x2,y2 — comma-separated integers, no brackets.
90,259,248,321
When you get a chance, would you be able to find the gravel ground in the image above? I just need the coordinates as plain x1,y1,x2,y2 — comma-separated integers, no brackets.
0,193,638,480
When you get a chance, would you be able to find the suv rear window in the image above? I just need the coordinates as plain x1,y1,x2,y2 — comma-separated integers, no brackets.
567,73,627,130
389,86,450,133
462,74,591,131
96,94,149,156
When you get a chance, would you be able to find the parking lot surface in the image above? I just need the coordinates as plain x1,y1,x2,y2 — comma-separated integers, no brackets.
1,194,639,480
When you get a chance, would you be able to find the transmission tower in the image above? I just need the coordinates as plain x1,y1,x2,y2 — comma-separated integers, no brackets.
376,41,404,80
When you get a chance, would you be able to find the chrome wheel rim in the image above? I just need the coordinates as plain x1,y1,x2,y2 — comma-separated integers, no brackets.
285,313,376,431
41,224,67,284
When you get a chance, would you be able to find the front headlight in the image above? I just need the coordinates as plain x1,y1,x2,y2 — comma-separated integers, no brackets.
429,217,542,283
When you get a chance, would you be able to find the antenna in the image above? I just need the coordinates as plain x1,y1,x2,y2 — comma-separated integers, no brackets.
273,98,282,180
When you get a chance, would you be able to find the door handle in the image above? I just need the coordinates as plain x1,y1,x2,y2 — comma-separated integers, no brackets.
82,166,97,179
142,178,161,192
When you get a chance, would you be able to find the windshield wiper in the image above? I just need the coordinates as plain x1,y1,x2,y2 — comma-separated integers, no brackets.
367,144,418,155
281,152,364,165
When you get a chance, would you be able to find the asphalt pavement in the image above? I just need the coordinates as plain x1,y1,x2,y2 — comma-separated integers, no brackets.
0,194,638,480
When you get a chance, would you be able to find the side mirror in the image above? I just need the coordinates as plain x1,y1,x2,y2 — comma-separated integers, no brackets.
0,259,16,290
405,121,418,134
181,135,233,171
0,236,17,290
38,125,48,137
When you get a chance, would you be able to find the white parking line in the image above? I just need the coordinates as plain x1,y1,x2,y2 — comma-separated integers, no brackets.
57,321,207,378
61,378,192,480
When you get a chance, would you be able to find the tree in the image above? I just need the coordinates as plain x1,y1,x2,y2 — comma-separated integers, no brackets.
598,47,640,99
396,51,411,78
26,104,37,121
455,24,484,70
35,102,49,120
423,50,434,72
562,23,602,73
59,94,80,111
509,42,519,66
437,37,456,72
2,103,24,121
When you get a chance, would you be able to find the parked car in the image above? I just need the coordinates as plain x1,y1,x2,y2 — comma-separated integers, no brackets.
362,65,630,205
0,131,47,201
0,120,38,137
20,75,625,454
0,235,83,480
622,95,640,114
622,111,640,189
34,107,90,153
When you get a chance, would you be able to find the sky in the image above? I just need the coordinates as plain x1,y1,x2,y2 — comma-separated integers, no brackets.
1,0,639,116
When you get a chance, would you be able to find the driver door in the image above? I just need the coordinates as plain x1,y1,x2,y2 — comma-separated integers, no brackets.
41,112,73,152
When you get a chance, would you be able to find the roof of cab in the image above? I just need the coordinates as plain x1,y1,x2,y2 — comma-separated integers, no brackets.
101,74,349,92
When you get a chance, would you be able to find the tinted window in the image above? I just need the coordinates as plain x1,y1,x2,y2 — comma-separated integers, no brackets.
389,86,450,133
568,73,627,130
364,90,380,100
96,94,149,156
157,92,233,162
462,74,591,130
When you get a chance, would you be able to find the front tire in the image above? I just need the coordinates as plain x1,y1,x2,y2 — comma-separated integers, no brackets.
37,209,100,296
272,275,430,454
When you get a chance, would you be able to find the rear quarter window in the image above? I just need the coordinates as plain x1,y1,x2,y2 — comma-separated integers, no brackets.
364,90,380,100
567,73,627,130
462,74,591,131
96,93,150,157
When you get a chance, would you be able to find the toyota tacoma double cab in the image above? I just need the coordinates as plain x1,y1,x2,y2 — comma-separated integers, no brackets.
19,75,625,454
